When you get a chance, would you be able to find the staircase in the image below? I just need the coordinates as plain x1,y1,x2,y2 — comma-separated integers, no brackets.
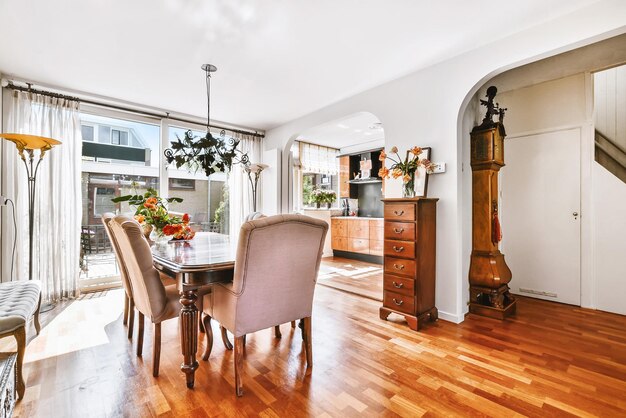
595,130,626,184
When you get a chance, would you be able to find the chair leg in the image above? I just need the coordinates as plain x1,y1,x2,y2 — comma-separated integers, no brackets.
123,293,129,326
220,326,233,350
234,336,245,397
291,321,296,329
153,322,161,377
33,294,42,335
201,315,213,361
199,312,205,334
14,326,26,400
127,298,135,339
302,317,312,368
274,325,282,338
137,312,144,357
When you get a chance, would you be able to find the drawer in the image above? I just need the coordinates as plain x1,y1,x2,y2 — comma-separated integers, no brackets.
384,239,416,259
332,236,348,251
331,218,347,238
369,224,384,241
369,240,383,256
384,221,415,241
384,257,416,277
369,219,384,229
384,203,415,221
383,274,415,296
383,290,415,315
348,220,369,239
348,238,369,254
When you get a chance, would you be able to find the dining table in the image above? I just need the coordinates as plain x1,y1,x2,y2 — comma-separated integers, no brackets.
151,232,236,388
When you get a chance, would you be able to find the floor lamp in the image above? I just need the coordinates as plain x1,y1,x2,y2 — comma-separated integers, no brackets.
245,163,268,212
0,134,61,286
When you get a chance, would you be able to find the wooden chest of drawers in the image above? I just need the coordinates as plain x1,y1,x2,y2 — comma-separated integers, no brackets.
380,198,438,331
0,353,16,418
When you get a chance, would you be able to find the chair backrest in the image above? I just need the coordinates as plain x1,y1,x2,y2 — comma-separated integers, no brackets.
109,215,168,321
231,214,328,334
101,213,133,298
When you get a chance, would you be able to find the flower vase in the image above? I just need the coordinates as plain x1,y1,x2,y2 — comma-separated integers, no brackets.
327,202,331,209
403,172,416,198
316,202,321,208
149,228,170,245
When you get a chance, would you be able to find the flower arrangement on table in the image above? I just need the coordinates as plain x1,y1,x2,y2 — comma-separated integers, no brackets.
111,188,195,242
378,146,434,198
310,188,337,208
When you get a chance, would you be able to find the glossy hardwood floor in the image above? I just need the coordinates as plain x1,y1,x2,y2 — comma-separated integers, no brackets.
12,285,626,417
317,257,383,301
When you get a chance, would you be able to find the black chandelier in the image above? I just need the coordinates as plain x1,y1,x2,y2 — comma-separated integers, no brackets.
164,64,248,177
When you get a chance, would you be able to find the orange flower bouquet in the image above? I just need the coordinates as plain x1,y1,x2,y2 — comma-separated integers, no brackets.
378,146,433,197
112,188,194,243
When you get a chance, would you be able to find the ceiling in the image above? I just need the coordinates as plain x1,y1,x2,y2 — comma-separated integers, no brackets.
297,112,383,149
0,0,599,130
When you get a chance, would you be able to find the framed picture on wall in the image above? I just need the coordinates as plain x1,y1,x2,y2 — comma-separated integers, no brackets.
413,147,431,197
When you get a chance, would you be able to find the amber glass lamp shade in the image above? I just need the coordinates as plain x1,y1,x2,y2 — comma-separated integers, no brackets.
0,133,62,150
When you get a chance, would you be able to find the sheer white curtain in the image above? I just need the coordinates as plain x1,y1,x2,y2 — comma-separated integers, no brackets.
2,90,82,301
228,133,261,242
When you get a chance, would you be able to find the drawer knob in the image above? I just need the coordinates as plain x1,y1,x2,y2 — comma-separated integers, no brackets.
392,281,403,289
392,246,404,252
393,298,404,306
393,210,404,216
394,227,404,233
393,264,405,270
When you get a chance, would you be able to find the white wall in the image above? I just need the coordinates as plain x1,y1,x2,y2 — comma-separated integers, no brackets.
592,163,626,315
262,0,626,323
595,65,626,150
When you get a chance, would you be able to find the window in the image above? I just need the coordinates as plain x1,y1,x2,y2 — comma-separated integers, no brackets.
81,125,94,141
296,142,340,209
111,129,128,145
80,112,161,288
168,126,230,235
169,178,195,190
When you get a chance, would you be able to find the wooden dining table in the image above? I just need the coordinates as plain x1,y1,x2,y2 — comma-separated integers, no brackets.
151,232,235,388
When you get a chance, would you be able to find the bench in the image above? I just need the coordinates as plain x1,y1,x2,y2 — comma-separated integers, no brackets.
0,280,41,400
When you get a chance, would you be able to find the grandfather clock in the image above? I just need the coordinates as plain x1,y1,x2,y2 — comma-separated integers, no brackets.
468,86,516,319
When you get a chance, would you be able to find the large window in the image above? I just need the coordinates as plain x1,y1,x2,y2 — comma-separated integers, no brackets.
78,112,235,290
79,112,161,289
168,126,230,235
294,142,340,209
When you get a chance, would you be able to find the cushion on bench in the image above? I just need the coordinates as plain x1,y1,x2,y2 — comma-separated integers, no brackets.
0,280,41,334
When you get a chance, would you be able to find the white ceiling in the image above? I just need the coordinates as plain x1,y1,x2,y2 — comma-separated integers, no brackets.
297,112,383,149
0,0,599,130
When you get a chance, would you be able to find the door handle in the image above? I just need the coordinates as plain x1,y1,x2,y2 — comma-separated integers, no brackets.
573,212,579,219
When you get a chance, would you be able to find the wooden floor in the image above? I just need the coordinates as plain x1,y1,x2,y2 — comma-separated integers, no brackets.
11,284,626,417
317,257,383,301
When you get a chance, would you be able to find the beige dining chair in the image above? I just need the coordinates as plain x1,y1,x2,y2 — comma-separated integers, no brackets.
109,215,182,377
201,214,328,396
102,213,178,339
102,213,136,338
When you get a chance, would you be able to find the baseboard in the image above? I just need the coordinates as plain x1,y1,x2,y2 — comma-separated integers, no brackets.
437,310,464,324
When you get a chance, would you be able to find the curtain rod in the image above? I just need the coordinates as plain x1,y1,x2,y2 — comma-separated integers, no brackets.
4,82,265,138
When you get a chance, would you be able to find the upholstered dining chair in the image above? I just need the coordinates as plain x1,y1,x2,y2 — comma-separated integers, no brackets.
109,215,182,377
201,214,328,396
102,213,136,338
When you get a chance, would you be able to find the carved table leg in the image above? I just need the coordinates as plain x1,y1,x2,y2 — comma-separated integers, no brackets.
180,287,199,389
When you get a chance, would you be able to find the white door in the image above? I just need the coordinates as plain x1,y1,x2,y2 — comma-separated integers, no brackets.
500,128,581,305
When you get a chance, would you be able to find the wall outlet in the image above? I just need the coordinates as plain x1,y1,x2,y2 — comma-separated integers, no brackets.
431,162,446,173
